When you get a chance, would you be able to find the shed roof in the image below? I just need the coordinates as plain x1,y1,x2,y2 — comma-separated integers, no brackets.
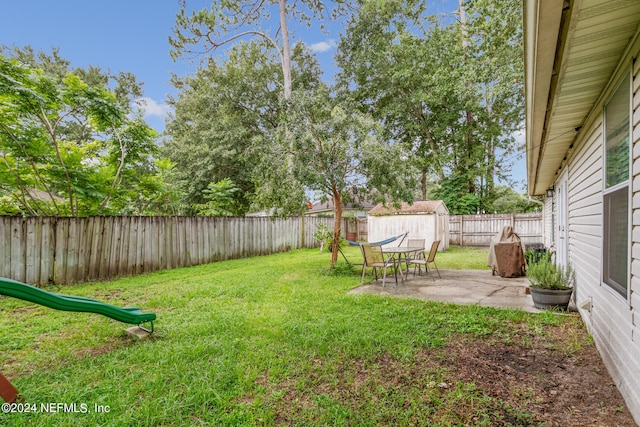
368,200,448,216
307,188,376,214
27,188,64,203
308,198,375,214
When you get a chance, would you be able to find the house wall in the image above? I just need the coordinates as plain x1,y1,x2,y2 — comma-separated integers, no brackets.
548,42,640,421
367,213,449,251
543,196,553,248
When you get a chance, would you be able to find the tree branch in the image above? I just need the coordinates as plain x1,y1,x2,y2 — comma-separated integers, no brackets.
38,104,75,215
0,123,61,215
98,126,127,211
0,154,44,216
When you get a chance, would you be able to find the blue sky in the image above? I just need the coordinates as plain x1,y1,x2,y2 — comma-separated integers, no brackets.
0,0,525,190
0,1,458,127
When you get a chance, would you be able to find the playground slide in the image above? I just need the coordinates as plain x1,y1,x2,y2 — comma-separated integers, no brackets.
0,277,156,327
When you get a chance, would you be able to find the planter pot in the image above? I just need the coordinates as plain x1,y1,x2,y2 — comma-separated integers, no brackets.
346,232,357,241
529,287,573,310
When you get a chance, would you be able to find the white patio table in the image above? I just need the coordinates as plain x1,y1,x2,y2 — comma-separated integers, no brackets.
382,246,424,281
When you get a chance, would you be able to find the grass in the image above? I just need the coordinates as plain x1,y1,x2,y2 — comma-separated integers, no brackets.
432,245,491,270
336,244,491,271
0,247,572,426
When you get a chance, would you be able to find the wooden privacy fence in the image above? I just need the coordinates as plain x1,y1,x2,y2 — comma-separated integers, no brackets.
449,213,543,247
1,216,334,286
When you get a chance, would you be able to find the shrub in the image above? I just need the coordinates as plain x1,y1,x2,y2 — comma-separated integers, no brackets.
527,258,575,290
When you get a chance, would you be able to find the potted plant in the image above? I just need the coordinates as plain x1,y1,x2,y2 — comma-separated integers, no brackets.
527,256,575,310
344,213,358,242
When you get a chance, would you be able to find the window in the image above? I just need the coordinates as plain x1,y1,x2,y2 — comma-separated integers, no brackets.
603,73,630,297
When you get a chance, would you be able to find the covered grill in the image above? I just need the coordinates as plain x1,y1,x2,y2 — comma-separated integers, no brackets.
488,226,526,278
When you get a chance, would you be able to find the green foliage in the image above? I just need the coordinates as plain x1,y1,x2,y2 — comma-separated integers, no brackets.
0,51,161,216
0,194,22,215
524,247,551,267
527,258,575,290
254,86,417,216
194,178,241,216
336,0,524,207
313,223,334,252
119,158,187,216
253,86,417,263
170,0,326,60
430,173,481,214
606,136,630,187
1,45,144,114
488,185,541,214
163,40,322,215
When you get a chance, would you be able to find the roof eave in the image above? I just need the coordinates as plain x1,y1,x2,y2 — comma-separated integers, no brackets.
524,0,565,196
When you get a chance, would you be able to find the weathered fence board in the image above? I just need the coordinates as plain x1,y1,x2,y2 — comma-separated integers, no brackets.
11,221,25,282
449,213,542,246
0,215,335,286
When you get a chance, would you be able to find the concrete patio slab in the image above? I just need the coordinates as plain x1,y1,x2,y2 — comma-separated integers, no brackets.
349,269,540,313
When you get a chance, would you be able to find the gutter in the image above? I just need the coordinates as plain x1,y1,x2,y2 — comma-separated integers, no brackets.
528,196,544,206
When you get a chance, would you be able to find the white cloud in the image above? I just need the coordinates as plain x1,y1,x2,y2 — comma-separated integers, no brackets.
308,39,337,53
136,97,172,120
513,128,525,146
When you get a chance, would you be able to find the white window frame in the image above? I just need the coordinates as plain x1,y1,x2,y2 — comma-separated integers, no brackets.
602,72,632,299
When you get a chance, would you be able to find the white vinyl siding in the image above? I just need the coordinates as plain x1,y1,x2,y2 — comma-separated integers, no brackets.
626,55,640,413
543,196,553,248
567,120,604,315
558,64,640,419
560,52,640,421
632,56,640,320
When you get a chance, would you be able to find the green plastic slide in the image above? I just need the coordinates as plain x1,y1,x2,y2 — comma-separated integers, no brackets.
0,277,156,330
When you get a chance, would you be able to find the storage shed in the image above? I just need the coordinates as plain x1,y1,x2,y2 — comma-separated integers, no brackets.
367,201,449,251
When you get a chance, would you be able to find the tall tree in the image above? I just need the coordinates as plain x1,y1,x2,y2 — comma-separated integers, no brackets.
163,40,322,214
254,86,417,265
336,0,523,207
462,0,524,199
1,45,145,122
170,0,326,100
0,56,157,216
336,1,465,198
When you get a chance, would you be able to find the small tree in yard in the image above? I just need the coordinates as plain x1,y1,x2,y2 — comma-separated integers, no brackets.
254,87,417,266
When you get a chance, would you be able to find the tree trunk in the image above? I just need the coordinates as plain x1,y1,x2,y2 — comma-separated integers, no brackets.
421,167,428,200
485,102,495,194
417,113,444,180
459,0,469,49
279,0,292,99
330,187,343,266
459,0,475,195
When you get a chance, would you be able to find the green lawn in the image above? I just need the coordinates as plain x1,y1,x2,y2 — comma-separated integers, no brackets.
433,245,491,270
1,247,574,426
337,244,491,271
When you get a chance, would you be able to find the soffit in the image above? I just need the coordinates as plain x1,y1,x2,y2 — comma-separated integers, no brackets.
526,0,640,195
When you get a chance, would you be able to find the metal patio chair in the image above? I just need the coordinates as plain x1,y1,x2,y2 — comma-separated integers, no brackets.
360,243,397,287
408,240,441,280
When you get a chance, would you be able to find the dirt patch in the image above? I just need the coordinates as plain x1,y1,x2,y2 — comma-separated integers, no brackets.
443,326,635,426
258,317,637,426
